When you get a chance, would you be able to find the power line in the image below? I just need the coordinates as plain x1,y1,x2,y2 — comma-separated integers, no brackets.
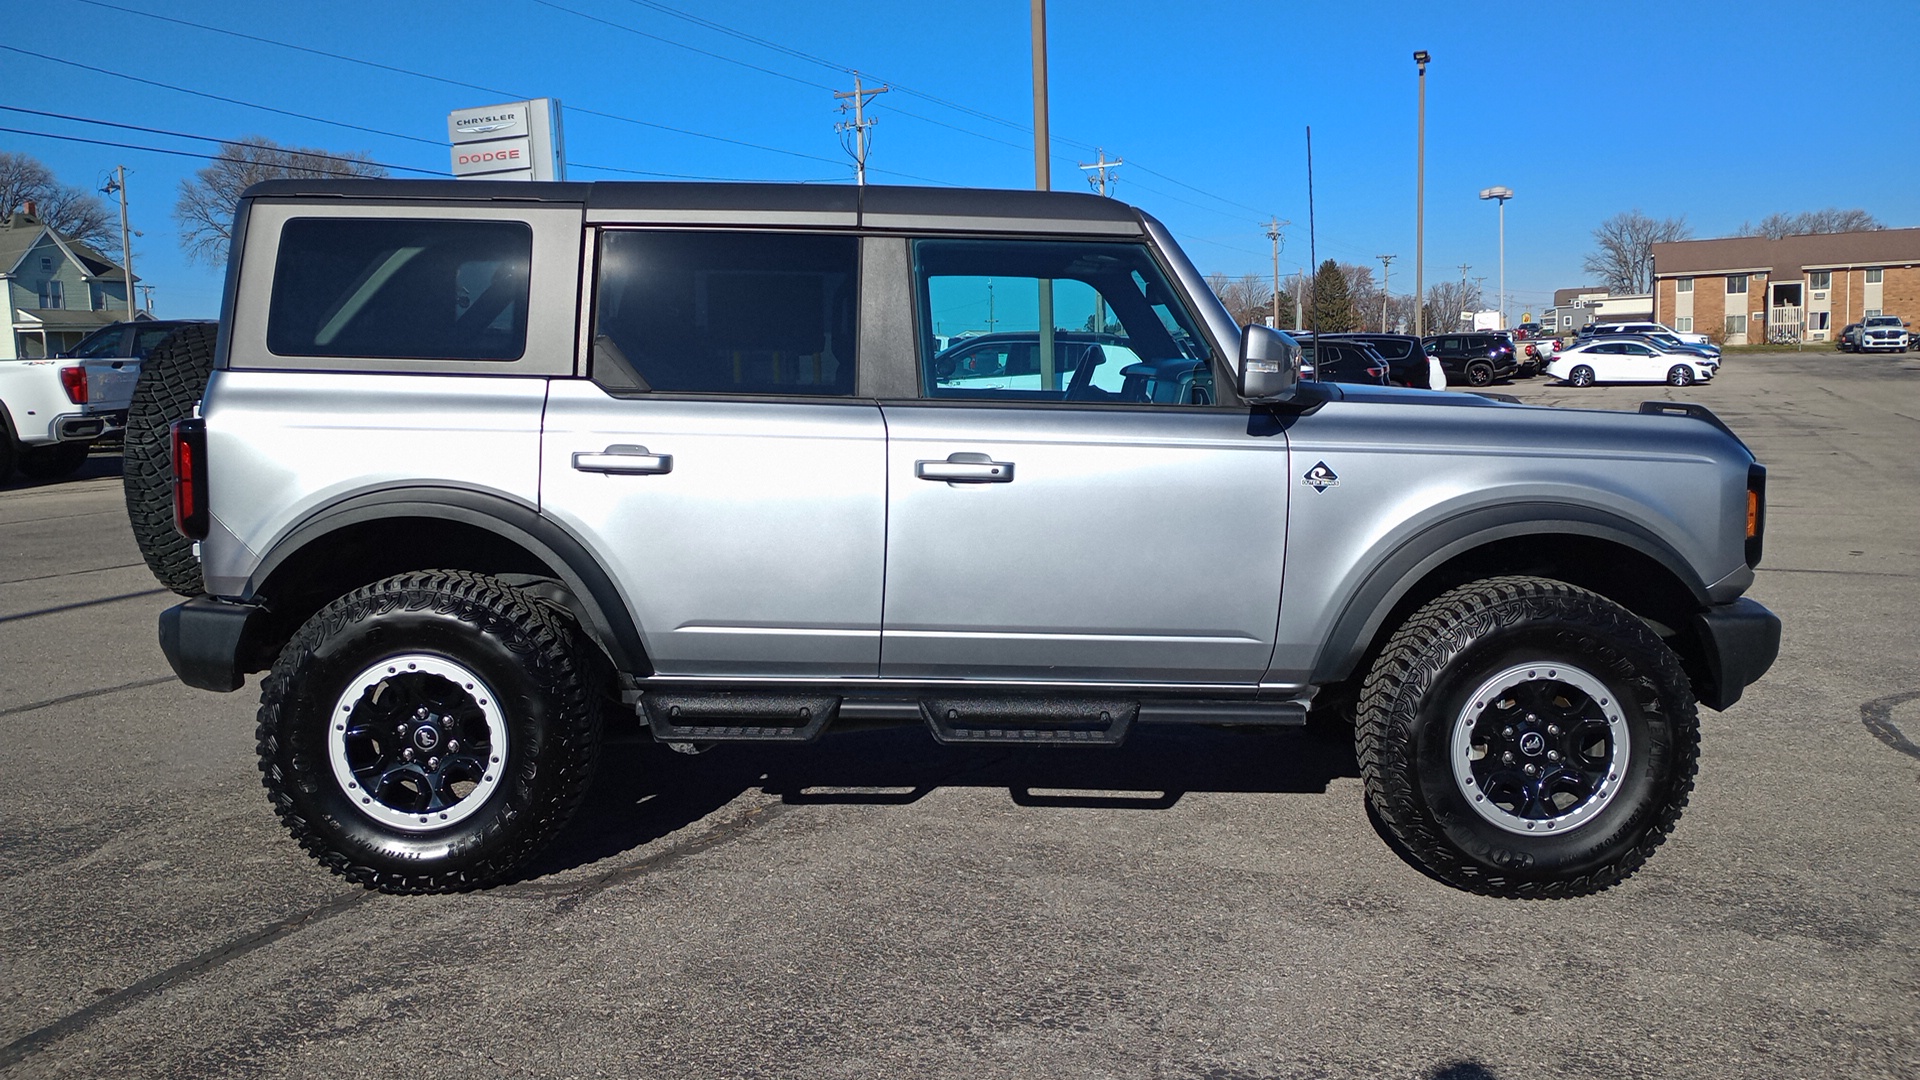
531,0,838,93
0,43,443,149
0,107,449,175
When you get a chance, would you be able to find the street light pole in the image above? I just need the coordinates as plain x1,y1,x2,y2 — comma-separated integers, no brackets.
1413,51,1429,338
1479,185,1513,329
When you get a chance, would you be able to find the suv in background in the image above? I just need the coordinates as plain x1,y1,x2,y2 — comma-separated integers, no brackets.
1589,321,1712,347
1422,332,1518,386
146,177,1779,901
1291,334,1389,386
1857,315,1911,353
1323,333,1434,388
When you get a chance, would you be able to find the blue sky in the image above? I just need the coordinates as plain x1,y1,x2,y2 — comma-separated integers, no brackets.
5,0,1917,321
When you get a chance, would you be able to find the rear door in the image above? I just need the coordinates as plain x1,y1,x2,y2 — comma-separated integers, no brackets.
877,236,1290,684
540,228,886,678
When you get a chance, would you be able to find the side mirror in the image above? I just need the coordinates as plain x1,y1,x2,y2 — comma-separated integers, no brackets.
1238,325,1299,403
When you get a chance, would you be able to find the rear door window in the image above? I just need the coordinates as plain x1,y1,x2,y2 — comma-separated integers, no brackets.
267,218,532,361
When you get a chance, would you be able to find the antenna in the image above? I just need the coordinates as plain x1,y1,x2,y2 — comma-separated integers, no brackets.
1306,125,1317,343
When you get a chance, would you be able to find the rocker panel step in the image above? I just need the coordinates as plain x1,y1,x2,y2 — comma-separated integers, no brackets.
921,697,1138,747
640,691,837,743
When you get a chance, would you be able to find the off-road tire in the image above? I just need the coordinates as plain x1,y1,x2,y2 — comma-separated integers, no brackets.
1567,365,1595,388
256,570,603,894
1355,576,1698,898
16,441,91,480
1667,365,1693,387
1465,360,1494,387
123,323,217,596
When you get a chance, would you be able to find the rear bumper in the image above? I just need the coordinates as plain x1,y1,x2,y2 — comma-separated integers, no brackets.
1690,597,1782,711
158,597,270,692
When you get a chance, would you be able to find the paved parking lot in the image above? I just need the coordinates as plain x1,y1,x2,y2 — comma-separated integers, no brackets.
2,351,1915,1079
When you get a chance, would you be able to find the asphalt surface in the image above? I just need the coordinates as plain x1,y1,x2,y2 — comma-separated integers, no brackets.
2,352,1915,1079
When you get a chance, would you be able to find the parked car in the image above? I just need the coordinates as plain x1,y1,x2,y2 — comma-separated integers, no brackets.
1589,321,1713,348
1513,322,1545,340
1857,315,1911,353
1291,333,1390,386
1320,333,1437,388
146,177,1779,900
1839,323,1863,351
0,351,141,480
60,318,216,362
930,332,1142,395
1422,332,1518,386
1591,330,1720,360
1547,340,1718,387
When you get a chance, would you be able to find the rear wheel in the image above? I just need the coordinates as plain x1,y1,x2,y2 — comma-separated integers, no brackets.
257,570,603,893
123,324,217,596
1465,360,1494,386
1567,365,1595,387
16,441,91,480
1667,365,1693,387
1355,576,1698,898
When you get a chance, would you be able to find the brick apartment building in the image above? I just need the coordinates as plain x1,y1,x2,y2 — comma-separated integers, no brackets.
1651,228,1920,345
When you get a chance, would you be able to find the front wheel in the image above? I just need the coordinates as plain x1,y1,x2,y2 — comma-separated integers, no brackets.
1567,365,1595,387
257,570,602,893
1355,576,1698,898
1667,365,1693,387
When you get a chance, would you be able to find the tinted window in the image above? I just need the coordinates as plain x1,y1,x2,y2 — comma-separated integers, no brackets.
592,231,858,396
68,326,128,358
133,327,179,357
1367,338,1413,359
268,219,531,360
915,239,1213,404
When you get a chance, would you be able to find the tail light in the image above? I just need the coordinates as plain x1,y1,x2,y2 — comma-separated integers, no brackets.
59,366,88,404
171,418,209,540
1745,464,1767,568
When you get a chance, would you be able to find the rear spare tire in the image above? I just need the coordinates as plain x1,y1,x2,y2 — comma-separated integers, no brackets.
123,323,217,596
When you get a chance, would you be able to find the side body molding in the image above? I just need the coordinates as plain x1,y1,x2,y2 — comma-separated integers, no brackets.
1303,500,1713,685
245,485,649,677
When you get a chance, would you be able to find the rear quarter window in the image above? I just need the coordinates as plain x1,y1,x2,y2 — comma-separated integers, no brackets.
266,218,532,361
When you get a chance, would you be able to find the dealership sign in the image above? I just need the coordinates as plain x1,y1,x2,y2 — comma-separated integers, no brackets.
447,99,565,181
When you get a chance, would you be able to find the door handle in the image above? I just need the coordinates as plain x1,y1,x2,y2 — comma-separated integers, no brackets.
915,452,1014,484
573,444,673,475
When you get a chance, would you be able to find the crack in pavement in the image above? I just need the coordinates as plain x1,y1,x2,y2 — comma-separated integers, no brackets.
0,561,147,586
0,891,373,1071
0,588,168,625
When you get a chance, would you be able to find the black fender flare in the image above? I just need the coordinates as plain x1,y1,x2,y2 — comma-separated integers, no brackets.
1309,500,1711,685
245,485,650,677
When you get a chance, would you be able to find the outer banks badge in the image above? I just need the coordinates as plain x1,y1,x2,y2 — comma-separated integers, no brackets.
1302,461,1340,492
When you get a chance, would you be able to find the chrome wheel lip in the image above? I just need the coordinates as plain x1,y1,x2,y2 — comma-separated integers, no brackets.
328,653,508,834
1449,661,1630,837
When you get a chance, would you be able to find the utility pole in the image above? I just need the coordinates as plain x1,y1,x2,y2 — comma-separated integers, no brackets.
1376,254,1396,331
1031,0,1055,388
1265,218,1291,327
101,165,134,317
834,74,889,186
1458,264,1473,328
1079,148,1121,195
1413,50,1430,338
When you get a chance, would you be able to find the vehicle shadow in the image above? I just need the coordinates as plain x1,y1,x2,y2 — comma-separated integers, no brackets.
526,716,1362,881
0,449,123,490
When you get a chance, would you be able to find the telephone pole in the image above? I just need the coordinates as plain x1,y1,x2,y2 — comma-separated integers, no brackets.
834,75,889,186
1265,218,1291,327
1376,254,1396,331
1079,148,1121,195
101,166,134,317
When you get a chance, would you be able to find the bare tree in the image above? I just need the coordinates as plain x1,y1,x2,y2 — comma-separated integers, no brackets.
175,137,387,265
1206,271,1276,327
0,151,117,253
1421,279,1485,335
1736,208,1884,240
1582,210,1692,294
1337,263,1379,330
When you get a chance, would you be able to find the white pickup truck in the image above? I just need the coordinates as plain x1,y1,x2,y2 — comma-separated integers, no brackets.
1,347,138,482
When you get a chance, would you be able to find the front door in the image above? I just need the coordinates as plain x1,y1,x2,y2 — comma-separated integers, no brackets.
878,237,1290,685
541,228,885,678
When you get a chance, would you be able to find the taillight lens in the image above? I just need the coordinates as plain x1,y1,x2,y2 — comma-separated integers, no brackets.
171,418,209,540
59,366,88,404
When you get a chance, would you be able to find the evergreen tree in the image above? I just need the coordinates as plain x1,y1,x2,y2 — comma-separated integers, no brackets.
1309,259,1356,333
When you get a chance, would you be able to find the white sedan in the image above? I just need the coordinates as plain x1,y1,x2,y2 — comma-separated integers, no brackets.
1545,340,1718,387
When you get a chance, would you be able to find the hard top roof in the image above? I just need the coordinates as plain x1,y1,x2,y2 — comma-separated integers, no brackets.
240,179,1144,232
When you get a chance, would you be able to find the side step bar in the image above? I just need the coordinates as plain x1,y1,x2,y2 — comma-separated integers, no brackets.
637,690,1308,746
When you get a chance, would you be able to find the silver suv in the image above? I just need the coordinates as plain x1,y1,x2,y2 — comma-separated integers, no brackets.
153,179,1780,898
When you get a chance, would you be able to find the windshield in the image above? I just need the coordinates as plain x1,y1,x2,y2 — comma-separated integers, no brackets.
1865,317,1902,327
